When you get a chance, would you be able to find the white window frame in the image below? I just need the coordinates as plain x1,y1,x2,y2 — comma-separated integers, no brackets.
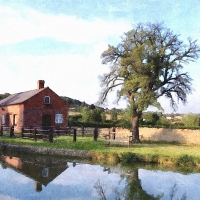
55,114,63,124
44,96,51,104
1,115,5,125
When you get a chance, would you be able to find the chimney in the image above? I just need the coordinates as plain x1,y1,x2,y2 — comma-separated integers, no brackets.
37,80,45,89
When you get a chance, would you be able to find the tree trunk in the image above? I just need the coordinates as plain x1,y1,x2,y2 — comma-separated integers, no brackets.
131,114,141,143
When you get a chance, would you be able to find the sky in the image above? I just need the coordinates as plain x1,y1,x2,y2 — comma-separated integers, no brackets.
0,0,200,114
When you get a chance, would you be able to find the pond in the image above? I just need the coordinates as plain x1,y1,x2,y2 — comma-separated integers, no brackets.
0,151,200,200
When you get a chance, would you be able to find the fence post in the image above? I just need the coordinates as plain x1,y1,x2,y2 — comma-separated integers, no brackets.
112,127,116,139
81,126,85,137
56,126,59,136
108,130,111,139
10,126,14,137
68,126,71,136
73,128,76,142
94,127,98,141
34,128,37,141
49,128,53,142
0,126,3,136
21,127,24,138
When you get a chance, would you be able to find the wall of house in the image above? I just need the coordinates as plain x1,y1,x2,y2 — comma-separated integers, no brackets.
99,127,200,145
23,87,68,128
0,104,24,132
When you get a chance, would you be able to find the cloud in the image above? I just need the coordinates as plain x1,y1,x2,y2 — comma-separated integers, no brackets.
0,48,107,102
0,6,132,46
0,4,132,107
0,3,199,112
0,7,41,45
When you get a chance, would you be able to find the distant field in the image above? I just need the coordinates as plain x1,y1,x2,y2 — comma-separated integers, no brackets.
68,110,112,119
68,111,81,116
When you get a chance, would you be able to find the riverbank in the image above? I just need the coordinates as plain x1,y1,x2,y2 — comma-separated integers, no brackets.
0,142,91,158
1,136,200,167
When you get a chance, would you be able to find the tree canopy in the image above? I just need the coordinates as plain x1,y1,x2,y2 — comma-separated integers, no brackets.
0,93,10,100
99,22,200,142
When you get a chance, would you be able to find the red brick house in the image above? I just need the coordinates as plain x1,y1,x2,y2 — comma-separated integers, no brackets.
0,80,68,132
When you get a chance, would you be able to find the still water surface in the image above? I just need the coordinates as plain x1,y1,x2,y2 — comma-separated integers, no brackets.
0,152,200,200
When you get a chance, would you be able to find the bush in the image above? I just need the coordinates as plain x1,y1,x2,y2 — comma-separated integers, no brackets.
110,108,118,121
143,112,160,126
182,113,199,127
68,115,82,126
120,152,139,164
81,107,103,123
176,155,195,166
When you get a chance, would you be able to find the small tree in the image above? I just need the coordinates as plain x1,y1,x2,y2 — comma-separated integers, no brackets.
182,113,199,127
101,111,107,122
99,22,200,143
143,112,160,126
157,115,170,127
120,108,132,129
110,108,118,121
81,107,90,123
91,108,102,122
81,107,102,123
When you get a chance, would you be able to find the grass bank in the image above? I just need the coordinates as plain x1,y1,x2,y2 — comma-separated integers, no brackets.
1,135,200,167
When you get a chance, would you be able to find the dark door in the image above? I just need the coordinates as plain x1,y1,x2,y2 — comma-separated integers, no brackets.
42,115,51,129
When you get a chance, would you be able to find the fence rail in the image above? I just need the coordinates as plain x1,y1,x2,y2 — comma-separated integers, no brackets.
20,126,99,142
0,125,133,147
0,126,114,144
0,126,14,137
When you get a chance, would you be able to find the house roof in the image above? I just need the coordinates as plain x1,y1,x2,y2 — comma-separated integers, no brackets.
0,87,47,107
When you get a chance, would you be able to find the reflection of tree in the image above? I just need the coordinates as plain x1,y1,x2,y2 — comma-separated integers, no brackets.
94,179,106,200
170,184,178,200
124,168,161,200
95,167,162,200
169,184,187,200
103,167,111,174
125,169,188,200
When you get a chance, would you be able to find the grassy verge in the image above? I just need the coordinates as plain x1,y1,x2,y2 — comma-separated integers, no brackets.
1,135,200,167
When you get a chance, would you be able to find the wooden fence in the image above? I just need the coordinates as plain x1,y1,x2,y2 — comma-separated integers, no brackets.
0,126,101,143
0,126,14,137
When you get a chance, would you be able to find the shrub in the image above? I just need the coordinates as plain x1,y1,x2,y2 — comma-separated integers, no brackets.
120,152,139,164
176,155,195,166
182,113,199,127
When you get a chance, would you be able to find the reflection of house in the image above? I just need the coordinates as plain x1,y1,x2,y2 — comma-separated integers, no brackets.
2,156,22,169
0,153,68,191
0,80,68,132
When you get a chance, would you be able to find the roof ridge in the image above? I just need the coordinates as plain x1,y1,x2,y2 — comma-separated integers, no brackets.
10,87,47,95
0,87,48,106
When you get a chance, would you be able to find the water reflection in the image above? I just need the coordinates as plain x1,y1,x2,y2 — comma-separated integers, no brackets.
139,168,200,200
0,153,68,192
0,151,200,200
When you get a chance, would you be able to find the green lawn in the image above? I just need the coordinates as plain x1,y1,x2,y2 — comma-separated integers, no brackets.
1,135,200,167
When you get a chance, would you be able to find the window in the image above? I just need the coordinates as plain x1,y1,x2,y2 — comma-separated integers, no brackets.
13,114,17,125
55,114,63,124
42,167,49,178
44,96,50,104
1,115,5,125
